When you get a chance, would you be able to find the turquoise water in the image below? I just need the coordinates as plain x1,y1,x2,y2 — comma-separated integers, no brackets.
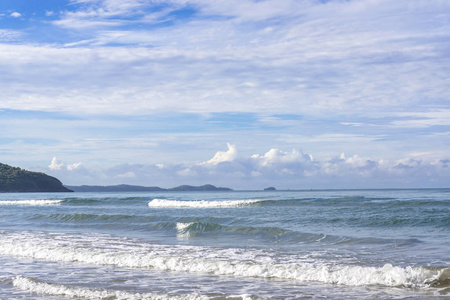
0,189,449,299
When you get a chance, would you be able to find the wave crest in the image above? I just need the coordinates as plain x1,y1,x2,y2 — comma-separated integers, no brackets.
0,200,63,206
148,199,265,208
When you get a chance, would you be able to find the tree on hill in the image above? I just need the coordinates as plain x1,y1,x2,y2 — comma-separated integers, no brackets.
0,163,72,193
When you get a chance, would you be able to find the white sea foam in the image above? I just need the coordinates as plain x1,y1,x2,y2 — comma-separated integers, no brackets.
177,222,193,238
12,276,208,300
148,199,264,208
0,200,63,206
1,231,447,289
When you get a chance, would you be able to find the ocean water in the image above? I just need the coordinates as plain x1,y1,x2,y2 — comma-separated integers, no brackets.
0,189,449,299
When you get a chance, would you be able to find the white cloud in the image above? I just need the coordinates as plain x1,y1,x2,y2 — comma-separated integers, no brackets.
185,0,307,22
251,171,262,177
10,12,22,18
202,143,237,165
1,0,449,118
44,144,450,189
177,168,197,177
0,29,22,41
55,0,177,29
390,110,450,128
116,171,136,178
48,157,83,172
67,162,82,171
0,0,445,117
48,157,64,170
323,153,380,177
252,148,313,168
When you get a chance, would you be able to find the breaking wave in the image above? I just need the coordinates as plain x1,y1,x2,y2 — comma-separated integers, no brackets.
10,276,212,300
0,232,448,291
0,200,63,206
148,199,266,208
173,221,333,243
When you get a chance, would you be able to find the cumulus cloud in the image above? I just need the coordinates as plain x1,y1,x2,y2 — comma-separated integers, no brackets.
48,157,64,170
48,157,83,171
323,153,381,177
67,162,82,171
10,12,22,18
252,148,314,168
46,144,450,189
202,143,237,165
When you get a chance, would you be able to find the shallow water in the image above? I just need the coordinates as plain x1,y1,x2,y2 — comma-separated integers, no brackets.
0,189,449,299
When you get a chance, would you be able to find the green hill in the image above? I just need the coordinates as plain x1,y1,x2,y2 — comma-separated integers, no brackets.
168,184,232,191
66,184,165,192
66,184,232,192
0,163,73,193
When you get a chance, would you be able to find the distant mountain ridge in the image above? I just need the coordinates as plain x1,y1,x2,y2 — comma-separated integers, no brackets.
66,184,233,192
0,163,73,193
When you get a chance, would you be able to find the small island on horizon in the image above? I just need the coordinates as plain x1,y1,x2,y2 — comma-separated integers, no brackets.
264,187,277,191
65,184,234,192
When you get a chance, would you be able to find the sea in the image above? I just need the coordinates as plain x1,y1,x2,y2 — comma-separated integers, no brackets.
0,189,449,299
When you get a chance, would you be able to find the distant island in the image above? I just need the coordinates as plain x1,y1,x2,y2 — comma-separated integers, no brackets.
264,187,277,191
0,163,73,193
66,184,233,192
0,162,233,193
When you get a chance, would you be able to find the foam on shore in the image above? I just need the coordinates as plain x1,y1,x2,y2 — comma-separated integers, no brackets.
12,276,210,300
1,232,448,289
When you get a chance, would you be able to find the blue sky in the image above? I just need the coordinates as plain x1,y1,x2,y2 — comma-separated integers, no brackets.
1,0,449,189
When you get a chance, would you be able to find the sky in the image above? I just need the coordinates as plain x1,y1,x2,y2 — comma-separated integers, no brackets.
0,0,449,189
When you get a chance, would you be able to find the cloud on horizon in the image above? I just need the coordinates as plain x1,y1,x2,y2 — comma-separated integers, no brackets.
45,145,450,189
